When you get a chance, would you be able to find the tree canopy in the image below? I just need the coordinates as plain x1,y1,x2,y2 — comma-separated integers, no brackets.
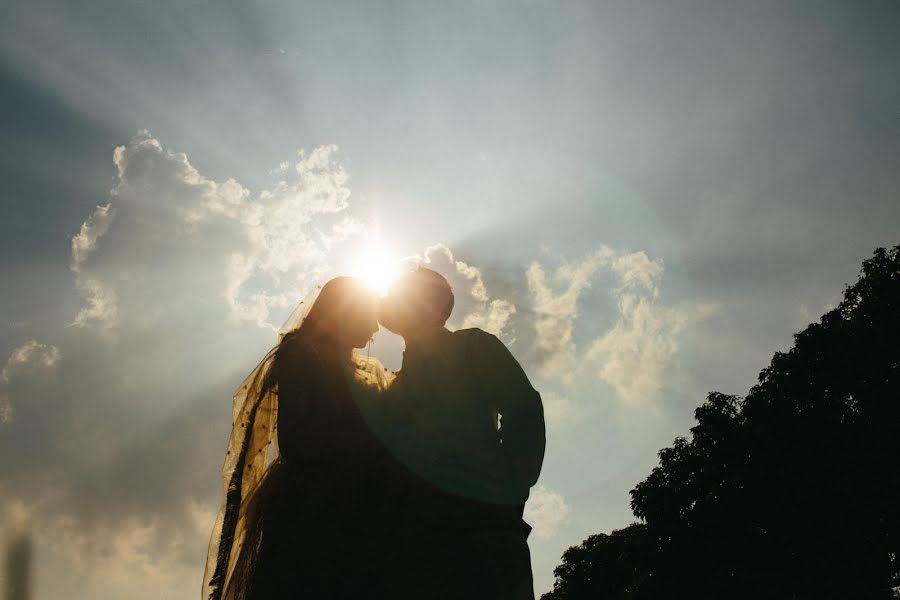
543,245,900,600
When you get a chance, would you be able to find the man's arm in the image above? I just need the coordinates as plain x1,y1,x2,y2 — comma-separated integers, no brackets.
470,330,546,504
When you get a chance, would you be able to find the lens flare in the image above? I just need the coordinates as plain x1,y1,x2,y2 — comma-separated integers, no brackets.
350,243,401,296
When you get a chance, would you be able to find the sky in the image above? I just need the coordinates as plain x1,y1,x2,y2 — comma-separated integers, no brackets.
1,1,898,598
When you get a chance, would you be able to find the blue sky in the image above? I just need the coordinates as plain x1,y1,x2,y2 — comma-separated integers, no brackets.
1,1,898,598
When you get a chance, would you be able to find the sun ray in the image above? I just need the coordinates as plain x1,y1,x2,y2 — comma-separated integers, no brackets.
349,242,401,296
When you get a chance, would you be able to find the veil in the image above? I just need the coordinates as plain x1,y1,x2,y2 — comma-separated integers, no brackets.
201,281,395,600
200,285,323,600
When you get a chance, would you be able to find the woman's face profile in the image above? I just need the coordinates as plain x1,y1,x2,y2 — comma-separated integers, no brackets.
339,292,379,348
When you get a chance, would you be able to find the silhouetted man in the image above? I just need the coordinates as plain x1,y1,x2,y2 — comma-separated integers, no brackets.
377,266,545,600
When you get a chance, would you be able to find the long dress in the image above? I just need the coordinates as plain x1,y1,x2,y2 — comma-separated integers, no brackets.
221,335,397,599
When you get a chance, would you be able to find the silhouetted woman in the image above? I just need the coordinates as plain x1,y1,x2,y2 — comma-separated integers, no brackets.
202,277,396,600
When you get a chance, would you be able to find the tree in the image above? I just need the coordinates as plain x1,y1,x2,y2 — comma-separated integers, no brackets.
543,524,649,600
543,245,900,599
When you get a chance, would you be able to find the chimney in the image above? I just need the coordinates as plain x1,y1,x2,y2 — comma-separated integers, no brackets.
3,530,31,600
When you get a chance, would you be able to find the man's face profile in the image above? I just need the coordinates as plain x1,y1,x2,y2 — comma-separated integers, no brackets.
378,269,450,337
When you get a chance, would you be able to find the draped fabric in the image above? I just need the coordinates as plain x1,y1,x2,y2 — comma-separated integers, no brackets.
201,350,281,600
201,283,393,600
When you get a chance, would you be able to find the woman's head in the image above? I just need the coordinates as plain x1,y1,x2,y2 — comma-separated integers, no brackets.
299,276,378,348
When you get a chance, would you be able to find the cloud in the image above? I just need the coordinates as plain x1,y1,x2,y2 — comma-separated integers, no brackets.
3,133,533,599
588,293,688,404
70,203,115,273
0,340,61,423
610,251,664,296
526,247,614,383
71,276,118,328
586,251,690,404
0,131,703,598
527,247,701,404
1,496,210,600
210,145,364,327
1,340,61,384
524,485,570,539
0,132,376,598
419,244,517,339
70,131,362,331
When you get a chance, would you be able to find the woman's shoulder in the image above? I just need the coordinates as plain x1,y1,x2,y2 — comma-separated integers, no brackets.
274,333,322,373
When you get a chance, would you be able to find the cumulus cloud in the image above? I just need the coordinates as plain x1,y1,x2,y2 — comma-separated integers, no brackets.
210,145,364,327
528,247,700,404
586,251,689,404
0,340,61,423
418,244,517,339
1,496,209,600
70,131,362,331
524,485,570,539
0,352,232,597
1,340,61,384
70,203,115,273
527,247,614,383
71,277,118,328
0,130,703,599
0,132,377,598
2,133,531,599
610,251,664,296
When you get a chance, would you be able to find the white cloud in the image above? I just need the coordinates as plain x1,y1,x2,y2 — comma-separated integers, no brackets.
586,251,690,404
70,131,362,332
528,247,702,404
524,485,570,540
1,132,376,600
461,298,517,338
7,130,712,600
71,278,118,328
1,340,61,384
527,247,614,383
588,293,688,404
68,195,118,330
70,203,115,273
1,496,210,600
419,244,517,339
1,339,62,420
2,134,533,600
211,145,361,327
611,251,664,296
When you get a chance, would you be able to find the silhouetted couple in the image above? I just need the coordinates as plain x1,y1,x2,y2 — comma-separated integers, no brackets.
203,267,546,600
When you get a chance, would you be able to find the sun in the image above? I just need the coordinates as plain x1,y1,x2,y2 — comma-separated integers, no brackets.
350,243,401,296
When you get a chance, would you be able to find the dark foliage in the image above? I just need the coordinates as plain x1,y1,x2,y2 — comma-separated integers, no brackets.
543,246,900,600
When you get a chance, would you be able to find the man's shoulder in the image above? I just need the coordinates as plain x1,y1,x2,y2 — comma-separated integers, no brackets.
452,328,510,358
452,327,499,342
453,328,535,392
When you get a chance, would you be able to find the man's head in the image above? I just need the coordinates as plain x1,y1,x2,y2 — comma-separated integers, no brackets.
378,267,454,339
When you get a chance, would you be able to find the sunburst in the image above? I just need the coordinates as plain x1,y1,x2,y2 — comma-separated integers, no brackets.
350,242,401,296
